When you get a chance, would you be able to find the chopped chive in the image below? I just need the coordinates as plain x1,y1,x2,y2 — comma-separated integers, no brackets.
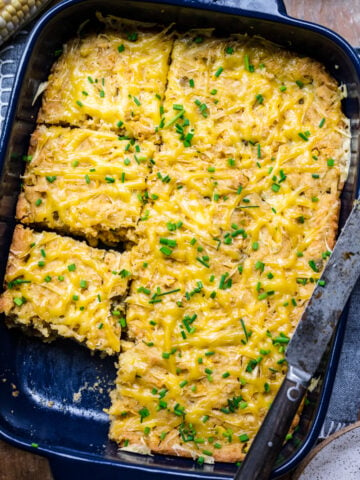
80,279,87,288
14,297,25,306
179,380,188,388
255,93,264,104
298,131,310,141
72,295,79,301
46,176,57,183
257,143,261,159
240,318,250,343
252,242,259,251
214,66,224,77
105,176,115,183
160,238,177,247
225,46,234,54
210,89,217,95
85,174,90,184
139,407,150,422
279,85,287,92
244,54,254,72
68,264,76,272
319,118,326,128
327,158,335,167
255,261,265,272
308,260,319,272
37,260,45,267
272,183,280,192
76,100,83,107
197,257,210,268
296,80,304,88
189,78,195,88
127,32,138,42
118,44,125,52
160,246,172,256
157,288,181,297
133,96,141,106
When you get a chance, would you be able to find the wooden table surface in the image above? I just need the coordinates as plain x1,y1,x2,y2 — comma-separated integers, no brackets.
0,1,359,479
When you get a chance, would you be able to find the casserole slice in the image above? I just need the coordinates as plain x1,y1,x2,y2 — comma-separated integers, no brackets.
37,17,173,141
16,126,155,245
0,225,131,354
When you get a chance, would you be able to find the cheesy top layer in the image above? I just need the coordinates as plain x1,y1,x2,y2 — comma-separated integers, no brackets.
108,32,349,462
1,226,130,354
37,16,173,141
18,126,155,244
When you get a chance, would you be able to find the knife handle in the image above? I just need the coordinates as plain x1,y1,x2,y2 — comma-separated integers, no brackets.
235,367,310,480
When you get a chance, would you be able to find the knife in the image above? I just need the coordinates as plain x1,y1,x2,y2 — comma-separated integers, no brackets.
235,200,360,480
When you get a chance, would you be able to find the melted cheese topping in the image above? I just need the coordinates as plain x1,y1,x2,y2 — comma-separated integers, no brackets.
17,126,155,245
1,20,349,463
109,32,349,462
0,226,130,354
37,17,173,141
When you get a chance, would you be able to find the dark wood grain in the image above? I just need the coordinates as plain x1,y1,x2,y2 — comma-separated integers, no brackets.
0,1,358,479
285,0,360,46
0,440,53,480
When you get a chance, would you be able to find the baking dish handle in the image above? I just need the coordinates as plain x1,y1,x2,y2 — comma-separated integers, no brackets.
189,0,287,16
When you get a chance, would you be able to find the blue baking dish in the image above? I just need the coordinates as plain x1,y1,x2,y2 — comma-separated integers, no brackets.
0,0,359,478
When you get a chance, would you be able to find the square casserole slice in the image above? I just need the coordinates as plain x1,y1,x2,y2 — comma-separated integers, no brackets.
0,225,131,354
37,18,173,141
16,126,155,245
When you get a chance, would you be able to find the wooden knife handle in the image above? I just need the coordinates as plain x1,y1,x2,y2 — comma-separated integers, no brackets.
235,369,309,480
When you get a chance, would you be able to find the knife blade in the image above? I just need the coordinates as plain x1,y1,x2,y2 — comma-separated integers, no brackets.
235,200,360,480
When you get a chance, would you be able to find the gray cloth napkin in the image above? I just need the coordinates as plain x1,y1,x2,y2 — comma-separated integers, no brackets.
1,26,359,440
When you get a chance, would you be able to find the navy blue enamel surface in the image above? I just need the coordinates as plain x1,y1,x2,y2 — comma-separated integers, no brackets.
0,1,359,479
